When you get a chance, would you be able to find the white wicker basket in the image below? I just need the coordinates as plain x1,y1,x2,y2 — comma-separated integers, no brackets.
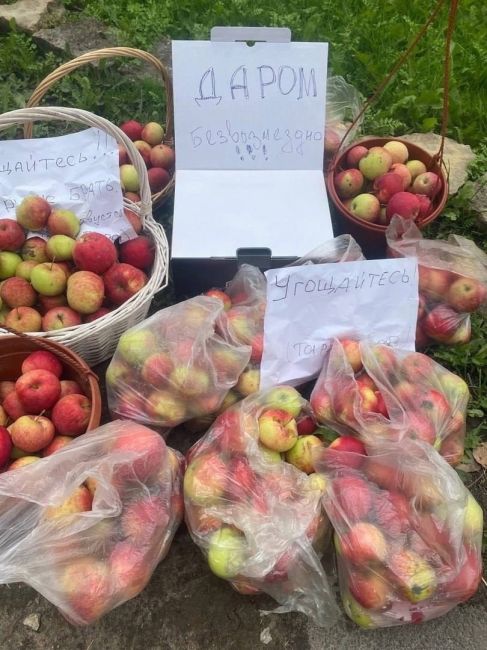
0,106,169,366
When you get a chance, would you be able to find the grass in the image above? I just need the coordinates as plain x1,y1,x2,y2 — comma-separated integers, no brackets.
0,0,486,457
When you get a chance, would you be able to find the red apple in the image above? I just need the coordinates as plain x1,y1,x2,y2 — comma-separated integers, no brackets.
16,195,51,231
42,306,82,331
447,277,487,313
365,458,397,491
42,434,73,456
141,351,173,384
296,414,317,436
124,208,142,233
417,194,432,219
0,277,36,308
21,350,63,377
412,172,441,198
84,307,110,323
109,541,150,598
0,426,13,467
38,293,68,314
3,391,27,420
341,522,388,565
346,145,368,168
349,571,392,610
51,394,91,436
443,549,481,602
118,144,129,166
5,306,42,332
147,167,170,193
15,369,61,413
119,235,155,270
59,380,82,398
390,163,412,189
121,495,169,546
373,491,410,535
73,232,117,275
133,140,152,167
334,474,372,521
334,168,364,199
184,452,228,506
0,218,25,251
150,144,175,169
422,305,465,343
61,557,110,624
67,271,105,315
386,191,420,221
120,120,143,141
400,352,435,383
374,173,404,204
418,266,451,298
103,263,148,305
111,424,165,482
21,236,48,263
310,389,334,423
47,209,80,238
10,415,55,452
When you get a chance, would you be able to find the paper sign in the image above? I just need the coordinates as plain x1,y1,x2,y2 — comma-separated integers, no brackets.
260,258,419,388
171,39,333,258
0,128,134,241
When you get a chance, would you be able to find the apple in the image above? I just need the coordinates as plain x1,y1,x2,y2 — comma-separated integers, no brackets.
42,435,73,456
169,366,210,397
296,414,317,435
22,350,63,377
388,549,436,603
263,386,302,417
418,388,450,423
205,288,232,311
60,557,110,624
59,380,82,398
3,390,27,420
111,424,165,482
207,527,247,579
16,195,51,231
117,329,155,365
463,494,483,539
402,472,443,510
412,172,441,198
439,373,470,403
45,234,75,262
390,162,412,189
334,168,364,199
285,434,323,473
124,208,142,234
0,426,12,467
121,495,168,546
8,455,40,470
119,235,155,270
10,415,55,452
334,474,372,521
386,191,421,220
447,277,487,313
349,571,392,610
184,452,228,505
38,293,68,314
346,145,368,168
5,306,42,332
30,262,66,296
341,522,388,565
235,368,260,396
341,339,362,373
374,172,404,204
324,127,340,156
0,277,36,308
141,351,173,384
258,408,298,452
0,380,15,400
118,144,129,165
46,209,80,238
0,218,25,251
373,491,410,535
444,549,482,602
417,194,432,218
310,388,334,423
342,593,376,628
67,271,104,314
0,251,22,279
120,120,143,140
226,309,254,343
42,306,82,331
325,436,366,470
120,164,140,192
146,390,186,426
216,390,240,414
84,307,111,323
359,147,393,180
149,143,175,169
15,260,37,281
423,304,464,343
383,140,409,164
103,263,147,305
349,193,380,222
365,458,397,491
400,352,435,383
109,541,150,598
405,159,427,182
418,266,451,298
133,140,152,167
141,121,164,145
16,369,61,413
72,232,117,274
147,167,171,193
52,394,91,436
225,455,258,501
21,237,48,263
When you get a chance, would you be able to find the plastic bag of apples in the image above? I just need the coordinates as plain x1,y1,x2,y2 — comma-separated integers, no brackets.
106,296,252,431
184,385,341,627
310,339,469,465
324,76,364,168
314,438,483,628
387,215,487,347
0,420,183,626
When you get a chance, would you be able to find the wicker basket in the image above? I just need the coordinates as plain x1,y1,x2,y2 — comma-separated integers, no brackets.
25,47,174,209
0,106,169,367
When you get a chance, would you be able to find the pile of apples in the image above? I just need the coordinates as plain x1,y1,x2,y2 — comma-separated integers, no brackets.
310,340,469,465
118,120,174,198
332,139,443,225
0,195,154,332
184,386,332,605
106,296,252,429
314,442,483,628
0,350,92,470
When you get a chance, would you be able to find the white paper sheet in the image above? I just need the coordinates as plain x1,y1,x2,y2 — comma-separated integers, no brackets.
260,258,419,388
0,128,133,241
171,39,333,258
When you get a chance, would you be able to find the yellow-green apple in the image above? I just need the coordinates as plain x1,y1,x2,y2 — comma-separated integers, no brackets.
9,415,55,452
417,194,432,218
346,145,368,168
263,385,302,417
5,306,41,332
0,218,25,251
121,495,169,545
358,384,379,413
84,306,110,323
109,541,150,598
341,522,388,565
342,592,376,628
61,558,110,624
146,389,186,425
226,308,254,343
111,424,165,482
349,570,392,610
359,146,393,180
304,472,327,493
0,251,22,279
124,207,142,233
119,235,154,270
0,426,12,467
443,548,481,602
42,435,73,456
310,388,334,423
42,306,82,331
120,120,143,140
334,474,372,522
38,293,67,314
439,373,469,403
16,195,51,231
259,444,283,465
374,172,404,203
45,485,93,519
67,271,104,314
0,380,15,400
412,171,441,198
184,453,228,505
334,168,364,199
30,262,66,296
406,159,427,180
47,208,80,238
216,391,239,415
22,350,63,377
120,164,140,192
390,162,412,189
447,277,487,313
350,193,380,222
383,140,409,164
45,234,75,262
207,527,247,579
15,260,38,281
52,394,91,436
0,277,36,308
205,288,231,311
169,366,210,397
388,549,436,603
285,434,323,473
258,408,298,452
117,329,155,365
141,121,164,145
141,351,173,383
8,455,39,470
73,232,117,274
340,339,362,373
103,262,147,305
147,167,170,192
462,494,483,539
236,368,260,396
133,139,152,166
149,143,175,169
3,390,27,420
21,236,48,263
386,191,420,220
16,369,61,412
211,346,246,381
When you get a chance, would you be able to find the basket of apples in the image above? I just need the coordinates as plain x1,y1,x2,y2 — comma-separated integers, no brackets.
0,333,101,470
26,47,175,209
387,216,487,347
0,106,169,366
314,439,483,628
326,137,448,254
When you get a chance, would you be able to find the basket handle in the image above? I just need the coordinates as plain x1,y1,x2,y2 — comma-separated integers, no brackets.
0,105,153,226
25,47,173,142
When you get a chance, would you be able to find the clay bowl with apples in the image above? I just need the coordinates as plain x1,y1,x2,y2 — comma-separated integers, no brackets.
326,137,448,256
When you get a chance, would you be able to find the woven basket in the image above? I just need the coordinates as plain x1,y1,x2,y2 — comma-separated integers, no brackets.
25,47,174,209
0,106,169,367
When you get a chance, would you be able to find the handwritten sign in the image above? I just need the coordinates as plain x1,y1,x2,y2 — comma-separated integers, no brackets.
260,258,419,388
171,40,333,259
0,128,134,241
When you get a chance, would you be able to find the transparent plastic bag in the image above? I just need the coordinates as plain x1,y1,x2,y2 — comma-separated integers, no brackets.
324,76,364,164
106,296,252,430
314,439,483,628
0,420,184,625
183,385,340,627
310,339,469,465
387,215,487,347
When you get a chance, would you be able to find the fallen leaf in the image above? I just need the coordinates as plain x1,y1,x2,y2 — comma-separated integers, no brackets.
473,442,487,468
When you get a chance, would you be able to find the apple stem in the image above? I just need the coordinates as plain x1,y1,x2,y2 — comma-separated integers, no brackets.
35,409,46,421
